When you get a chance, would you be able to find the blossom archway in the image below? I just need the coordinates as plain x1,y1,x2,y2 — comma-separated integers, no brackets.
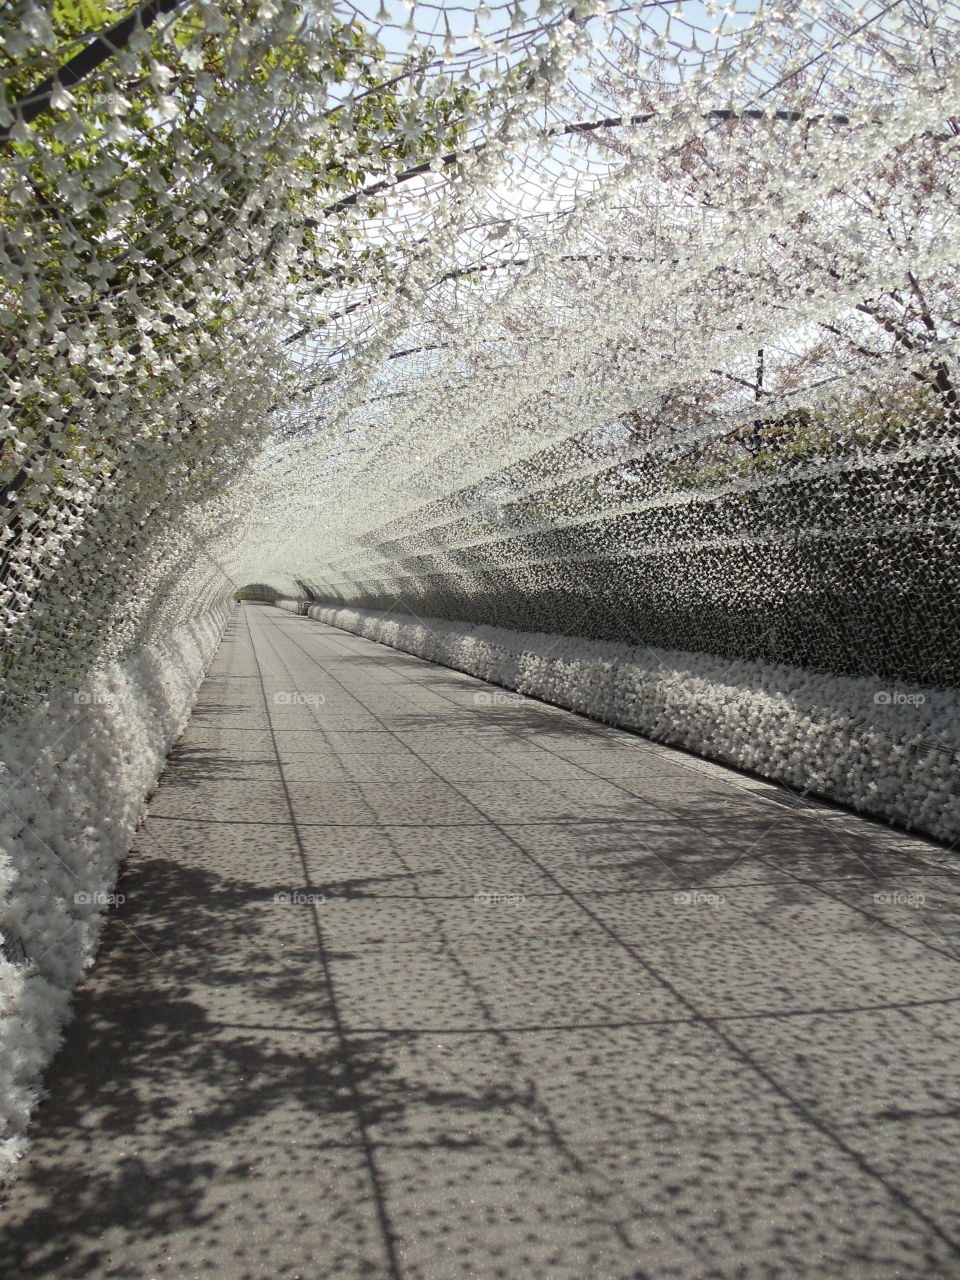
1,0,959,1170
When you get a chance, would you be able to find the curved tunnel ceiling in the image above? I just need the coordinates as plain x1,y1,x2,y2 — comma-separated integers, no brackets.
3,0,960,702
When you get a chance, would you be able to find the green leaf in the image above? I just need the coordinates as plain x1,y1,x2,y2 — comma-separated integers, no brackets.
53,0,120,37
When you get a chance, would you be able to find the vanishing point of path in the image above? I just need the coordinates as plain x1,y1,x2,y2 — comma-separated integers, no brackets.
2,602,960,1279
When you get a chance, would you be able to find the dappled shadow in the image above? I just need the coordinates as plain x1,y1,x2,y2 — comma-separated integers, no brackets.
0,843,565,1279
156,740,276,786
378,704,639,751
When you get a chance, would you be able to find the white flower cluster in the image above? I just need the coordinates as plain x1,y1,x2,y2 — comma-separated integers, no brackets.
0,605,228,1179
280,602,959,843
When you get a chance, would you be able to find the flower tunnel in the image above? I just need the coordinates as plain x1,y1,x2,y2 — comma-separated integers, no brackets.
1,0,959,1171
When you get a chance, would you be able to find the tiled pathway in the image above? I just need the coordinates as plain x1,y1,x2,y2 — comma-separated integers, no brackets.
2,602,959,1278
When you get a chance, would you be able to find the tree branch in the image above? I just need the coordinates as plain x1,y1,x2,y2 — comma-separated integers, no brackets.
308,110,861,225
1,0,189,143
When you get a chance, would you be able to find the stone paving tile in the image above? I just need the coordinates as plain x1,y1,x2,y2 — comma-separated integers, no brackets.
373,825,558,898
749,840,948,883
355,780,491,826
177,726,278,753
586,887,957,1017
338,754,444,784
277,728,388,752
326,950,501,1032
363,1028,960,1279
315,893,597,952
715,1002,960,1127
320,731,421,755
541,735,683,763
558,1126,960,1280
840,1118,960,1246
819,873,960,955
0,1028,385,1280
454,779,649,824
504,749,623,780
533,743,709,779
452,937,690,1028
284,780,380,826
476,1024,817,1145
419,751,545,782
275,753,355,783
305,837,552,903
163,756,280,784
145,778,292,824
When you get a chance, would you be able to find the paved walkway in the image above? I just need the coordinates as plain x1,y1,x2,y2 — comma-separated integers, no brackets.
2,602,960,1279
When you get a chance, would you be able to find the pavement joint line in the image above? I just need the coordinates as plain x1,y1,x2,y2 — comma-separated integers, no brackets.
134,992,960,1038
243,604,405,1280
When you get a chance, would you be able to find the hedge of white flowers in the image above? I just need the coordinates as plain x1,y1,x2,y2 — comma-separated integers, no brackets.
279,601,960,843
0,604,228,1177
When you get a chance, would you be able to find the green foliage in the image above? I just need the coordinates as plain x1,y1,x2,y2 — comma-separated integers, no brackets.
1,0,472,513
